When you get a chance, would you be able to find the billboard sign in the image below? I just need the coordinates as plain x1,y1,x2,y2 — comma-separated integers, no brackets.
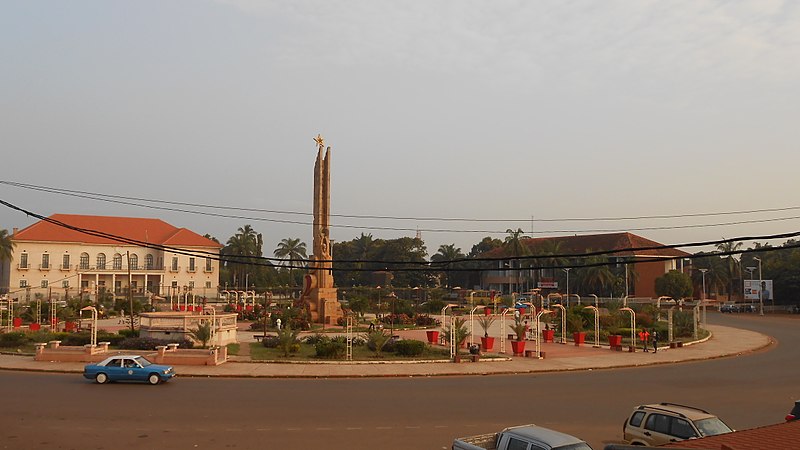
743,279,773,301
537,281,558,289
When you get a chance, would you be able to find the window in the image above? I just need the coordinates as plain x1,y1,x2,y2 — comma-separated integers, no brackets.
188,257,196,272
145,254,154,270
40,280,49,288
629,411,646,428
505,437,529,450
645,414,670,434
97,253,106,270
188,281,194,289
19,280,28,288
20,252,28,269
41,254,50,269
81,280,89,289
79,253,89,269
115,280,122,293
62,254,70,270
171,257,178,271
129,254,138,270
205,281,212,289
113,254,122,270
205,258,212,272
62,280,70,288
171,281,178,288
670,418,697,440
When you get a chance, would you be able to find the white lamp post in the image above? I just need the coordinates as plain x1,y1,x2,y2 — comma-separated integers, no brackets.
699,268,708,326
562,268,571,299
753,256,764,316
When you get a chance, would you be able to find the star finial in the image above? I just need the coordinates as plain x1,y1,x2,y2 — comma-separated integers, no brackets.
313,134,325,148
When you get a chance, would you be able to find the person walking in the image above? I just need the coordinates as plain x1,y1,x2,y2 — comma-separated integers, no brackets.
652,329,659,353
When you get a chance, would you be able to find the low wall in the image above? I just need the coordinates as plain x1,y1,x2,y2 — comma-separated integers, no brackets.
33,341,228,366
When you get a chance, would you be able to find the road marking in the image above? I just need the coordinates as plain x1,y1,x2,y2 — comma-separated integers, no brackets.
405,426,421,429
287,428,302,431
375,426,392,430
346,427,363,430
434,425,449,428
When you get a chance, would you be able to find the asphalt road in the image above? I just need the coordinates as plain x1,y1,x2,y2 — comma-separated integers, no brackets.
1,312,797,450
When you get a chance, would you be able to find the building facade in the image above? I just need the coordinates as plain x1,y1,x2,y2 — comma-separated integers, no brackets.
2,214,222,302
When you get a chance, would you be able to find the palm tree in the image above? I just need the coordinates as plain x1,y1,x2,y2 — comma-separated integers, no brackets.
503,229,529,293
716,240,742,301
274,238,308,288
536,239,568,282
0,229,15,291
576,254,617,296
431,244,465,288
224,225,263,288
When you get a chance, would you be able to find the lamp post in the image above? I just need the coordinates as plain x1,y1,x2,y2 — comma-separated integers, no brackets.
698,268,708,326
753,257,764,316
562,268,571,299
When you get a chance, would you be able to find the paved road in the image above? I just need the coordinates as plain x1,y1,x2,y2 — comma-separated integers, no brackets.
0,312,796,450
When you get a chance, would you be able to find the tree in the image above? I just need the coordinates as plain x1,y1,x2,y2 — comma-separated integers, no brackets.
503,229,529,293
716,240,743,301
223,225,264,288
431,244,465,288
274,238,308,288
189,321,212,348
0,229,14,292
575,254,616,296
469,236,503,258
655,270,693,299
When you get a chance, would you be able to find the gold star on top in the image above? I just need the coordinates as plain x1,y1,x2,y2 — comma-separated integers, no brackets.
313,134,325,148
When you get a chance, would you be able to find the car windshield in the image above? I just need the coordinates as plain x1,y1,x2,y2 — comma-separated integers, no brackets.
555,444,593,450
134,356,152,367
694,418,732,436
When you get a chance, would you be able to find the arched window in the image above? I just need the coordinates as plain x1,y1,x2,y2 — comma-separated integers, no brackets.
129,254,138,270
145,254,154,270
97,253,106,270
79,253,89,270
113,254,123,270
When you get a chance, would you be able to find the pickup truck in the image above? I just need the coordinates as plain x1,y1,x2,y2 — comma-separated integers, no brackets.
453,424,593,450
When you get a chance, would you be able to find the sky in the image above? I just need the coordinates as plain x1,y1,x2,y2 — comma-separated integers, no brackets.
1,0,799,258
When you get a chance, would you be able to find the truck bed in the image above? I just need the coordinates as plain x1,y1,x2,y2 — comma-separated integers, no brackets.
452,432,498,450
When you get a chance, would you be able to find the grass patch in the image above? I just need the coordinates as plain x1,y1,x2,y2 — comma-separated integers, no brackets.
226,343,240,356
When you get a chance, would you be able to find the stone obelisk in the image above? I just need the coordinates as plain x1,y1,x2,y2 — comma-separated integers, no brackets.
301,134,343,325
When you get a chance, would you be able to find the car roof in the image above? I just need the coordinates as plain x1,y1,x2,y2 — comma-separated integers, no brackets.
97,355,146,363
503,424,586,447
637,403,716,421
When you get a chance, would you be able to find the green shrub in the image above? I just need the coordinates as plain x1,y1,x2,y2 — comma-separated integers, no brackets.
394,339,426,356
261,336,280,348
303,333,329,345
118,328,139,338
118,337,194,350
0,332,30,348
315,340,345,359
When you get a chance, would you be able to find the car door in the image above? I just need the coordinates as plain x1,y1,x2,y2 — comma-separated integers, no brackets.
122,358,145,381
104,358,126,381
643,413,673,446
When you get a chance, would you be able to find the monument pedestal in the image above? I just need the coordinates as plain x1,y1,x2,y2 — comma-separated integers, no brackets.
304,288,343,325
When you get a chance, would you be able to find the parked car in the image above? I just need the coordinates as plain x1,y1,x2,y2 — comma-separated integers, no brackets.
83,355,176,385
786,400,800,422
453,424,593,450
623,403,732,446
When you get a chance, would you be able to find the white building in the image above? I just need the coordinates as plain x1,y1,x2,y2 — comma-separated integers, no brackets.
2,214,222,302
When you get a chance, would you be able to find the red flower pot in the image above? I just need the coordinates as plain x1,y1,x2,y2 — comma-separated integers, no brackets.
426,330,440,344
542,329,555,343
608,335,622,348
573,331,586,346
510,340,526,356
12,317,22,328
480,336,495,352
484,308,492,316
30,323,41,331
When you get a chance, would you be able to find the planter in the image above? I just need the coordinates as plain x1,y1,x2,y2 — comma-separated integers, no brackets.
480,336,495,352
573,331,586,346
608,335,622,348
29,323,41,331
542,329,555,343
65,321,76,332
426,330,440,344
510,340,526,356
12,317,22,328
484,308,492,316
517,307,527,316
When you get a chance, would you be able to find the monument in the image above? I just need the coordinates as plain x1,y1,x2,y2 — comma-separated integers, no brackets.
301,134,344,325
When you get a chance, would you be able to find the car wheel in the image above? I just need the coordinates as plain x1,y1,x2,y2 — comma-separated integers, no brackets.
148,373,160,385
96,373,108,384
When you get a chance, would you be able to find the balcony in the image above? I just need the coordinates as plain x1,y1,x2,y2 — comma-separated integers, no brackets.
17,264,29,270
76,265,166,273
60,264,71,271
168,266,180,273
39,264,51,271
203,267,213,273
187,267,197,273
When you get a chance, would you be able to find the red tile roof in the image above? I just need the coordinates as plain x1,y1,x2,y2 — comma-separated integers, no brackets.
12,214,222,248
483,232,690,259
661,420,800,449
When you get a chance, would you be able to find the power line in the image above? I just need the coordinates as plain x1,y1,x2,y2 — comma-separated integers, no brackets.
3,198,799,274
2,180,800,234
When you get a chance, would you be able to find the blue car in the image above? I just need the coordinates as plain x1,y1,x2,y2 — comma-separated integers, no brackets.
84,355,176,385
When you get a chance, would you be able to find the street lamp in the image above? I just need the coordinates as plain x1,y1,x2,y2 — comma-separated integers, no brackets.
699,268,708,326
753,257,764,316
562,268,571,299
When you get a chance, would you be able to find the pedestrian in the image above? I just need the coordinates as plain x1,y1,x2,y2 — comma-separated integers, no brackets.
652,329,658,353
638,329,650,352
368,319,375,331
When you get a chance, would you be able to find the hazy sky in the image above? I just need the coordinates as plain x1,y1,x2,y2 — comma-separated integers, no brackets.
2,0,799,257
